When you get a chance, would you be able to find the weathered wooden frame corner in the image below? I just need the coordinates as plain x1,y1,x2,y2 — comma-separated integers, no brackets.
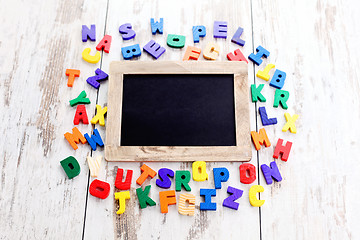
105,61,251,162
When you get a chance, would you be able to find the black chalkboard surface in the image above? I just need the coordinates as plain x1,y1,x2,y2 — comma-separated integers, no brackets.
120,74,236,146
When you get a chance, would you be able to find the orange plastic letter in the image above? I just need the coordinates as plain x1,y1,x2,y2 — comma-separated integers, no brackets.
136,164,157,185
251,128,271,150
159,190,177,213
183,46,201,61
65,69,80,87
64,127,87,150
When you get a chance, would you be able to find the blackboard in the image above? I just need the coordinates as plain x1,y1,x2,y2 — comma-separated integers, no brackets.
106,61,251,162
121,74,236,146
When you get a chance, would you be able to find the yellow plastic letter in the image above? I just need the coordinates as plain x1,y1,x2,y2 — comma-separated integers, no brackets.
91,105,108,126
203,42,220,60
115,191,130,214
256,64,275,81
282,113,299,134
82,47,101,64
249,185,265,207
192,161,208,181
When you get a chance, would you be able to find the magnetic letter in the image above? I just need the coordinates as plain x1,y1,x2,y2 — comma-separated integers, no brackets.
151,18,163,35
213,21,227,38
273,138,293,162
87,155,102,178
86,68,108,89
82,48,101,64
273,89,289,109
248,45,270,66
73,105,89,125
192,25,206,43
136,164,157,185
183,46,201,61
178,193,195,216
249,185,265,207
213,167,229,189
89,179,110,199
239,163,256,184
282,113,299,133
115,191,130,214
175,170,191,191
121,44,141,60
270,69,286,89
136,185,156,209
251,84,266,102
143,40,166,59
159,190,177,213
96,35,112,53
227,49,248,63
65,69,80,87
91,105,107,126
69,90,90,107
251,128,271,150
115,168,133,190
256,64,275,81
167,34,185,48
223,186,243,210
82,24,96,42
84,129,104,151
231,27,245,46
203,42,220,60
259,106,277,126
60,156,80,179
200,189,216,211
261,161,282,185
192,161,208,182
64,127,87,150
119,23,136,40
156,168,174,189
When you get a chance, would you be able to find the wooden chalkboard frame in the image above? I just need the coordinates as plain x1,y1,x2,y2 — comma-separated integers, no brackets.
105,61,251,162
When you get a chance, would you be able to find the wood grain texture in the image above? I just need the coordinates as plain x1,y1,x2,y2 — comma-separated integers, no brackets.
106,61,251,162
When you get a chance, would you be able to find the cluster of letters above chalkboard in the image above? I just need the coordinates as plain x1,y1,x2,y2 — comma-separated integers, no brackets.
60,18,300,215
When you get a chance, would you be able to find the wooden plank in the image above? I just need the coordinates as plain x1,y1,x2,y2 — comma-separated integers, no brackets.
83,0,261,239
252,0,360,239
0,0,107,239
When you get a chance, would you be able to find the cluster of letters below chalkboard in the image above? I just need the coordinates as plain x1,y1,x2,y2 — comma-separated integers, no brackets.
60,18,299,215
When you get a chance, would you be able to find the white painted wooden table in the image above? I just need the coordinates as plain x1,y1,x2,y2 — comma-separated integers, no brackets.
1,0,359,239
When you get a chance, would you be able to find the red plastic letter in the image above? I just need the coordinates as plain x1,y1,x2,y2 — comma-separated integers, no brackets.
115,168,133,190
240,163,256,184
273,138,293,161
73,105,89,125
89,179,110,199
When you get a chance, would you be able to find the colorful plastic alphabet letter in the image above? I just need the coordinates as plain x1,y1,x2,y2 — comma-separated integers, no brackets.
82,48,101,64
87,155,102,178
249,185,265,207
69,90,90,107
115,168,133,190
261,161,282,185
239,163,256,184
159,190,177,213
256,64,275,81
248,45,270,66
192,161,208,182
96,35,112,53
270,69,286,89
136,185,156,209
84,129,104,151
251,84,266,102
73,105,89,125
121,44,141,60
89,179,110,199
167,34,185,48
82,24,96,42
65,69,80,87
213,167,229,189
192,25,206,43
200,189,216,211
203,42,220,60
86,68,108,89
91,105,107,126
273,138,293,162
231,27,245,46
60,156,80,179
213,21,227,38
223,186,243,210
273,89,289,109
64,127,87,150
227,49,248,63
136,164,157,185
183,46,201,61
282,113,299,133
115,191,130,214
251,128,271,150
178,193,196,216
259,106,277,126
156,168,174,189
143,40,166,59
175,170,191,191
119,23,136,40
151,18,163,35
